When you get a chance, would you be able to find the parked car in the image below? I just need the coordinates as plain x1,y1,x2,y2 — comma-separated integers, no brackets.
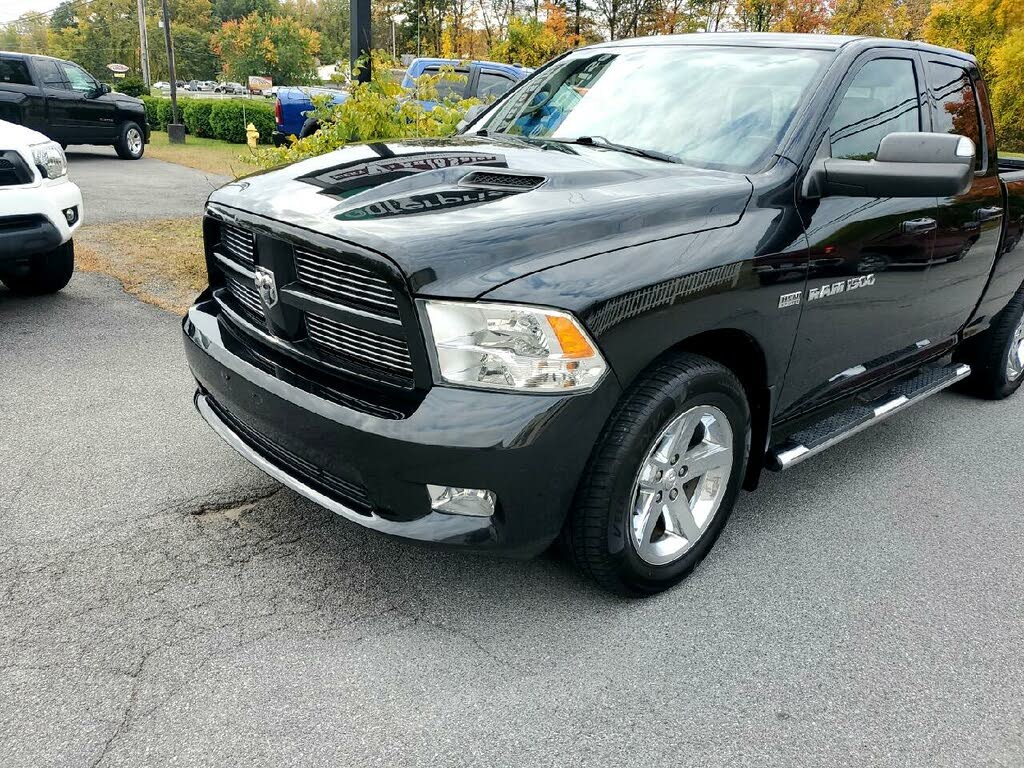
271,58,530,145
0,51,149,159
215,81,246,95
0,119,81,294
184,34,1024,595
152,80,170,90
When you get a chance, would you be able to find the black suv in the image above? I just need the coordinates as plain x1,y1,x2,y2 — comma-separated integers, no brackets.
0,52,149,159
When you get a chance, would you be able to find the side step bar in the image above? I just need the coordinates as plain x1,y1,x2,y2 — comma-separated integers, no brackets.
768,363,971,471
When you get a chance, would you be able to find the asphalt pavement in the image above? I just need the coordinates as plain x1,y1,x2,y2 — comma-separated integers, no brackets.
1,151,1022,767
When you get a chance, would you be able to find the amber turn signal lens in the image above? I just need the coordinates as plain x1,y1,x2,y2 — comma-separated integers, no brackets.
547,315,595,359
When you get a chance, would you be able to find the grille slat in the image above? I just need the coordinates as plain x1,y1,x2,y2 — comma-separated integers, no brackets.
224,273,265,321
294,246,400,318
306,314,413,375
221,224,256,269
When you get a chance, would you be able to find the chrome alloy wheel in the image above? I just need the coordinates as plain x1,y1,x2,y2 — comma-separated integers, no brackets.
629,405,734,566
1008,315,1024,382
126,127,143,155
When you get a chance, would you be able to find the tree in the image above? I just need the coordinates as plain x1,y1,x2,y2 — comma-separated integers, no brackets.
775,0,830,32
924,0,1024,73
830,0,929,39
987,27,1024,151
148,22,220,79
214,12,320,84
489,3,575,67
214,0,280,22
49,1,80,31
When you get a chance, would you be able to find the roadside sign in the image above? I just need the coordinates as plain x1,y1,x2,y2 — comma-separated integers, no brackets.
248,75,272,93
107,63,130,73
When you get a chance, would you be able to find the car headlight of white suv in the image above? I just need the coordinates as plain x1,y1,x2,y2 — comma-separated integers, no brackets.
30,141,68,180
422,300,607,392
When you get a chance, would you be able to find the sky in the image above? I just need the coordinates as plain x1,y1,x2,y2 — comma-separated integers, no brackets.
1,0,61,24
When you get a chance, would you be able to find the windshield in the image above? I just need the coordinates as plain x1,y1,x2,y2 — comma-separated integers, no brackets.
475,45,831,172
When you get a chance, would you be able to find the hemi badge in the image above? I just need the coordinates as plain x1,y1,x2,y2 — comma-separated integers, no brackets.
778,291,802,309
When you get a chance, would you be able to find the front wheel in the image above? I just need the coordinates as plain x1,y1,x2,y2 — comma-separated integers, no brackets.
563,353,750,596
114,121,145,159
1,240,75,295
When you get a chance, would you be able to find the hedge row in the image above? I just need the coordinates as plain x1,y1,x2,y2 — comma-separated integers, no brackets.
141,96,276,145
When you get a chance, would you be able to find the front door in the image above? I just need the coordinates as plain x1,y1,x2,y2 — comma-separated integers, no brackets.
56,60,118,143
779,52,940,418
29,57,75,142
922,56,1004,337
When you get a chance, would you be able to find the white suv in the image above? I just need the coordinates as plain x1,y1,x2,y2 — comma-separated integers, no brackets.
0,119,82,295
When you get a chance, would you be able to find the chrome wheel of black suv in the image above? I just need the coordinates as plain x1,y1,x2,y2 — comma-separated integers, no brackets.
564,353,750,597
959,290,1024,400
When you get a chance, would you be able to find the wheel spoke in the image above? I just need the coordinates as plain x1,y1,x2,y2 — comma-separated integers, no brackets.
682,444,731,482
666,496,702,542
632,491,658,548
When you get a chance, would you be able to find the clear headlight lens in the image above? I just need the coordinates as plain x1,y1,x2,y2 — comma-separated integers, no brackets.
31,141,68,179
422,300,607,392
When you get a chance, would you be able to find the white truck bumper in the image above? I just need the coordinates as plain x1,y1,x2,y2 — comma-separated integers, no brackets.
0,176,83,262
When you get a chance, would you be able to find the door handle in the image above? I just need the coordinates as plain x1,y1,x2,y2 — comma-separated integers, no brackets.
900,218,938,235
975,206,1004,222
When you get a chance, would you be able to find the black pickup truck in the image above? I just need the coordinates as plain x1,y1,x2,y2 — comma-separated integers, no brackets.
0,51,149,159
183,33,1024,595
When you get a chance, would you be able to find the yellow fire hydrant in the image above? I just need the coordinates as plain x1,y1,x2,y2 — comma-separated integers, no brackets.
246,122,259,148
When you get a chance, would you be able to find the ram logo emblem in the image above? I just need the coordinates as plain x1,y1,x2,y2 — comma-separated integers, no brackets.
254,266,279,309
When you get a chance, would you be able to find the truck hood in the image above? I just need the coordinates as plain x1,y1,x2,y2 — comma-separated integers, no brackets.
209,137,753,297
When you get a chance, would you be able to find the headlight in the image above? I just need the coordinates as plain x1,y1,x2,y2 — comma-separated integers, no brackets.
31,141,67,179
422,300,607,392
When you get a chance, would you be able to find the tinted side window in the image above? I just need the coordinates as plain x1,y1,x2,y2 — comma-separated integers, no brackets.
422,67,468,101
0,58,32,86
34,58,66,88
60,61,97,94
928,61,982,169
478,72,515,101
830,58,921,161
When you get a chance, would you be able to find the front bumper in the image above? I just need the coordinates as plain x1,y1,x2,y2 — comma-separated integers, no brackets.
0,176,82,263
183,297,621,556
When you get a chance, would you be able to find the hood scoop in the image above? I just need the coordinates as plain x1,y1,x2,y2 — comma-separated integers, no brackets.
461,170,547,190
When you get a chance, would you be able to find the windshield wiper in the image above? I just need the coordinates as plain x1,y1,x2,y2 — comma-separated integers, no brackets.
567,135,681,164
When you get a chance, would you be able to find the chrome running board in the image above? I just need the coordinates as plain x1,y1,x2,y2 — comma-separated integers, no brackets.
768,363,971,471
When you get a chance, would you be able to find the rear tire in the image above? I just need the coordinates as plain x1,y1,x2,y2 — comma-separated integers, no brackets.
298,118,320,139
959,290,1024,400
114,121,145,159
563,353,750,597
1,240,75,295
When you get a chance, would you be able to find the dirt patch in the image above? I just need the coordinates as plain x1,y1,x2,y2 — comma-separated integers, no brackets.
76,218,206,314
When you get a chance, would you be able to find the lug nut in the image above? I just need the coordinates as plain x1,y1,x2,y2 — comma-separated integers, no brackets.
671,454,679,465
669,489,678,501
655,470,663,482
655,491,663,502
680,466,688,477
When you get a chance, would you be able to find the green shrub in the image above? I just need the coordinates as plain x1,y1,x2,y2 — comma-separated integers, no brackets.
182,99,214,138
141,96,160,129
209,99,275,144
115,77,147,98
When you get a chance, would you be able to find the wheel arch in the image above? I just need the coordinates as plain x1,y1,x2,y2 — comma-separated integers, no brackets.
652,328,771,491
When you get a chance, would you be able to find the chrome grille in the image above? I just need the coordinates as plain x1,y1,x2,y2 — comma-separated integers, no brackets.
220,223,256,269
294,246,400,318
224,272,265,321
306,313,413,377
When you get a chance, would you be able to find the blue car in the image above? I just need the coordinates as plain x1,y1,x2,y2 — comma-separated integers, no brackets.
272,58,531,146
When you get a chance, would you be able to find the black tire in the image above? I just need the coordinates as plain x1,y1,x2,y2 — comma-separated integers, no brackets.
1,240,75,295
298,118,320,139
563,353,750,597
114,121,145,159
958,289,1024,400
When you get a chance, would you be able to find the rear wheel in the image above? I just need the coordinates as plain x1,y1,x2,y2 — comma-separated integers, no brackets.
1,240,75,295
114,121,145,159
564,353,750,596
959,290,1024,400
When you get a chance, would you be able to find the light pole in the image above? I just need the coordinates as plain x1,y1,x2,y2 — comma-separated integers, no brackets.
136,0,151,87
391,13,407,59
160,0,184,143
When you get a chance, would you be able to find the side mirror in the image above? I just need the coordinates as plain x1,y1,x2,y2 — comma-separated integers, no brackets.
456,103,487,134
95,83,111,97
806,132,975,199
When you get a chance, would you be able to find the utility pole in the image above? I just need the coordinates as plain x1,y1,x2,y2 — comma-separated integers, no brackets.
160,0,184,143
136,0,151,88
350,0,372,84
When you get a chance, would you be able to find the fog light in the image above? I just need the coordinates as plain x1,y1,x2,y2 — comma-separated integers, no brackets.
427,485,496,517
63,206,78,225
